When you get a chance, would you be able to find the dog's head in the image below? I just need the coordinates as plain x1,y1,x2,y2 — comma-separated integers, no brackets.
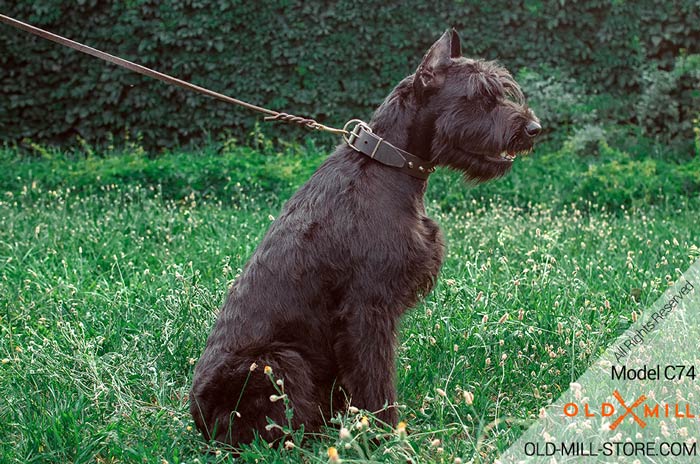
412,29,541,182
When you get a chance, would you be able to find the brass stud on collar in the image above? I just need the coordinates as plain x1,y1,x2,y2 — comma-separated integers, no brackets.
418,166,425,172
408,161,414,169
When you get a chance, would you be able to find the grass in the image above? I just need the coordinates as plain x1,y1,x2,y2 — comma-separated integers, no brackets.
0,142,698,463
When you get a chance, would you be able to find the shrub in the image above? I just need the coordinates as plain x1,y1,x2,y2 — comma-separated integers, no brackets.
575,143,700,209
1,1,697,148
517,67,597,142
636,54,700,146
562,124,607,157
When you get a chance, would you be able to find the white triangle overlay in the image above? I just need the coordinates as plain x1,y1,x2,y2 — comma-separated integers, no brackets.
497,258,700,463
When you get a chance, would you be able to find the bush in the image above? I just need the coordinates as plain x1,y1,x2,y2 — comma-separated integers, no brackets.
1,1,698,148
575,143,700,208
4,138,699,214
517,67,597,142
636,53,700,147
563,125,607,157
0,138,326,203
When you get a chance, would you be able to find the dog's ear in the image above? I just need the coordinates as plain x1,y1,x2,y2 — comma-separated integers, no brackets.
414,28,462,96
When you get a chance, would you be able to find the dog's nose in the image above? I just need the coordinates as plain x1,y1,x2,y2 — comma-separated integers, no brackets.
525,121,542,138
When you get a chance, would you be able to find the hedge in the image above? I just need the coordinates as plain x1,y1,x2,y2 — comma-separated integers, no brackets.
1,0,698,148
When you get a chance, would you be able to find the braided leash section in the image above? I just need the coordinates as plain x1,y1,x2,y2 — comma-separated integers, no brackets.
264,112,349,136
264,112,319,129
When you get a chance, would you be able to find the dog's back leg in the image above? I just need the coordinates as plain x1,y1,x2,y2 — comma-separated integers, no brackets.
189,345,329,447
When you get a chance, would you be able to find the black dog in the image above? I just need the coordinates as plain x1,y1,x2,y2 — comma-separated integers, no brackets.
190,28,540,447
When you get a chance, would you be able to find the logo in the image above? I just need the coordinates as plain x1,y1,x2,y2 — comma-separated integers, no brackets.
609,391,646,430
564,390,696,430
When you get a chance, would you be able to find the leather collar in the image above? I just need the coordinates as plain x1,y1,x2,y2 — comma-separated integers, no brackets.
344,120,436,180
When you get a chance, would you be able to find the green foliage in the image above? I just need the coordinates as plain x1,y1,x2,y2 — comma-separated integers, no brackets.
562,124,607,157
3,138,700,222
577,147,662,209
0,139,326,204
1,1,698,148
517,67,597,142
636,53,700,145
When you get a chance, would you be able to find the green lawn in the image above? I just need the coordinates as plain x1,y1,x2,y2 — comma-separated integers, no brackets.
1,145,698,463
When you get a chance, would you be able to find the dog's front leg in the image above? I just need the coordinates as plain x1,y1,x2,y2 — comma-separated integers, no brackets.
334,306,399,427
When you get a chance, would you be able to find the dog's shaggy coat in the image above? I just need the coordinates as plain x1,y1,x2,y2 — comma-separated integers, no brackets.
190,28,540,446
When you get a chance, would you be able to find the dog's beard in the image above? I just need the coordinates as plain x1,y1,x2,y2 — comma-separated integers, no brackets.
451,147,515,182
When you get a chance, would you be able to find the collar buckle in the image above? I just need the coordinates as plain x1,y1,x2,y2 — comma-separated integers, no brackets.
343,119,373,152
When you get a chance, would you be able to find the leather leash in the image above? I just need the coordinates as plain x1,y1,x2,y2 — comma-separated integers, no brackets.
0,13,436,179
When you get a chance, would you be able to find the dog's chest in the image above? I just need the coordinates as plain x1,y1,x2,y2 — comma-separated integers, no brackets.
413,215,445,281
